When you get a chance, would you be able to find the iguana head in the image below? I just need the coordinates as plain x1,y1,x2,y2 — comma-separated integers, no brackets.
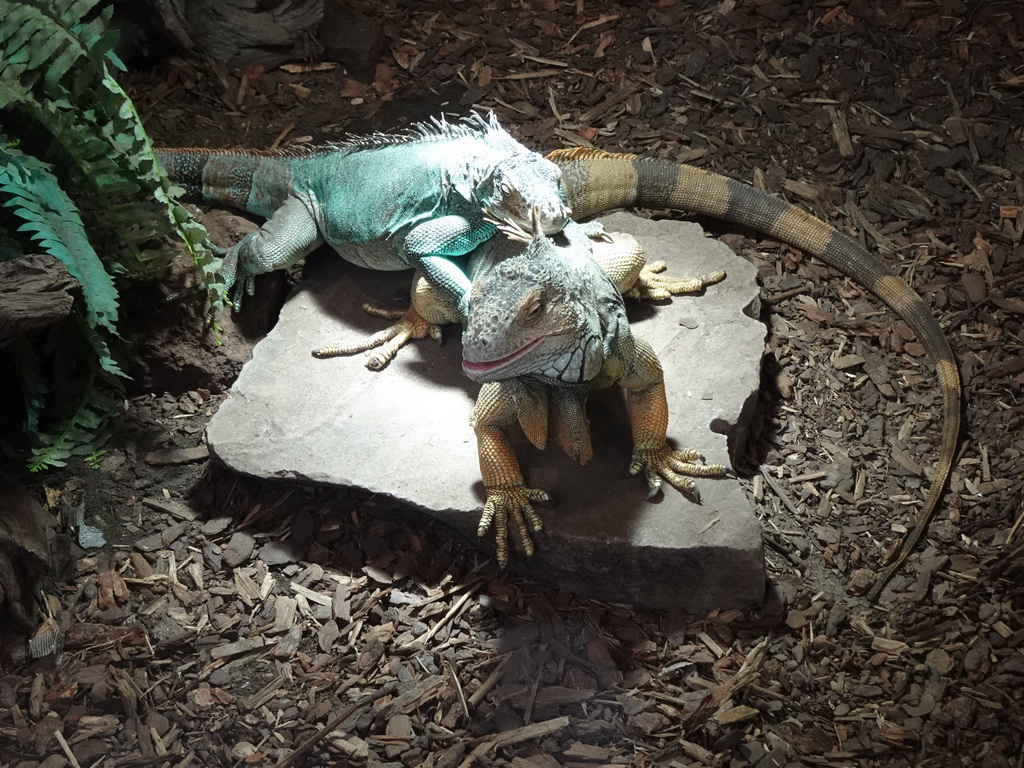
461,223,619,384
481,154,571,241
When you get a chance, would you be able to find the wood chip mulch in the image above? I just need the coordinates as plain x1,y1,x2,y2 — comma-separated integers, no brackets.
3,1,1024,766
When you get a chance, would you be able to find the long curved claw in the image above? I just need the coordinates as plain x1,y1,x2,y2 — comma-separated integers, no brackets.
628,445,727,501
477,484,551,568
312,304,439,370
625,264,727,301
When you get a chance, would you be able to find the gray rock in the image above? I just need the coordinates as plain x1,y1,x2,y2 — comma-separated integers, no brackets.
259,540,304,566
207,213,767,610
221,531,255,568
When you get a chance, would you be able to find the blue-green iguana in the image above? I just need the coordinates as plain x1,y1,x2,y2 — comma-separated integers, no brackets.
155,112,570,313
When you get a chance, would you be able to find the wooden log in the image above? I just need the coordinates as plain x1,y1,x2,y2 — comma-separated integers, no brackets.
0,475,51,631
151,0,325,69
0,254,79,347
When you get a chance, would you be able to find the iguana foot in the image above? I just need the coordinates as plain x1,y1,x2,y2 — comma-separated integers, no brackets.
226,273,257,310
313,304,441,371
625,262,726,301
577,220,610,241
477,484,550,568
628,446,727,501
218,237,259,310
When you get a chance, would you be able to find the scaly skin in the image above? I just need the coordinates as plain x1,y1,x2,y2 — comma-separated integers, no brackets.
315,223,724,371
459,223,727,566
467,330,727,567
549,148,960,600
314,141,956,590
318,222,726,566
157,113,569,311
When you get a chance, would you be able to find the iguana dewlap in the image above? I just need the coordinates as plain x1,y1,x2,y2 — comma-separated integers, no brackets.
156,112,569,308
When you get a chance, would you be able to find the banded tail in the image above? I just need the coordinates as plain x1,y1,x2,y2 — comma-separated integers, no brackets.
156,147,300,218
550,147,960,601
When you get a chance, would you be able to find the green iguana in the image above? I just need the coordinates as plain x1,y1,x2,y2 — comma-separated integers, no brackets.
383,218,728,567
155,112,569,313
326,146,960,600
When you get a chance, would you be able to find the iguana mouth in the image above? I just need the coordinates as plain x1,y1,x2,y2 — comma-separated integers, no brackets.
462,336,545,377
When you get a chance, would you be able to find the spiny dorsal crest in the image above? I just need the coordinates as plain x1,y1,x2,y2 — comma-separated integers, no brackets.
340,111,524,155
159,112,524,159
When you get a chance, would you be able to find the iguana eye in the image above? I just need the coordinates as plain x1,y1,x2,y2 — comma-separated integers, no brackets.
517,289,545,327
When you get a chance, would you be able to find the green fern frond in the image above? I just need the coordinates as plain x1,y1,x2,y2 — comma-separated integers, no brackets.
80,319,125,378
27,371,118,471
2,1,218,286
0,0,110,108
100,70,223,295
0,144,120,336
1,0,225,467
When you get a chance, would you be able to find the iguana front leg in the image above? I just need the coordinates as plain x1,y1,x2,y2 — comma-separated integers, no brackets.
617,336,727,500
406,215,499,316
471,381,554,567
585,231,726,299
225,196,324,306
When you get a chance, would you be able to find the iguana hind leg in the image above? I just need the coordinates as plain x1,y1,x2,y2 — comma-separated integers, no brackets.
626,261,726,301
312,273,456,370
313,304,439,370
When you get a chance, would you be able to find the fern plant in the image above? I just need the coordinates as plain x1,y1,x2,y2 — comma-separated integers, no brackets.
0,0,224,469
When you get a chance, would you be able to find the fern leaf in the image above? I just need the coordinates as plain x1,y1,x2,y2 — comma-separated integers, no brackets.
28,375,118,471
80,320,124,377
0,145,120,335
0,64,33,109
2,6,44,65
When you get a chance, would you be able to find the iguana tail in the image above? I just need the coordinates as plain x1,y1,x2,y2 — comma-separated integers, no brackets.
155,147,297,218
549,147,960,601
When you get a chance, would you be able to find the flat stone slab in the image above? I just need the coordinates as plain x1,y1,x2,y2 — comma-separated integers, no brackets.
207,212,767,610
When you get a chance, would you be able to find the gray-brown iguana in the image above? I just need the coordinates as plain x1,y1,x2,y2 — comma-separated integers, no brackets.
387,218,728,567
551,149,960,601
155,112,569,315
330,147,960,599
